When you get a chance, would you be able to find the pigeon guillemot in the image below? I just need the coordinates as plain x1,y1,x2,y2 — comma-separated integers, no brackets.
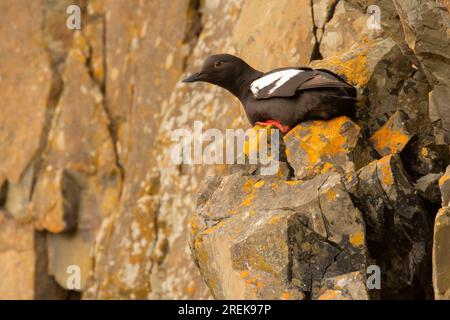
182,54,357,133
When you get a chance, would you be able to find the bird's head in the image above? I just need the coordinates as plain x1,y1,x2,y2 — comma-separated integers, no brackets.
182,54,253,91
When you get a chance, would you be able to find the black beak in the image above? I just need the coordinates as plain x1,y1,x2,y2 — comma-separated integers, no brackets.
182,72,206,83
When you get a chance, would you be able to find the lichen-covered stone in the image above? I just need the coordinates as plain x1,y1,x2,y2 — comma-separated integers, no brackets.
370,111,413,156
30,169,80,233
191,172,368,299
283,116,371,180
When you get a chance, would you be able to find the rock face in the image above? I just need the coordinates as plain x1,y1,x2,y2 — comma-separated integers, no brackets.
0,0,449,300
191,172,368,299
433,165,450,299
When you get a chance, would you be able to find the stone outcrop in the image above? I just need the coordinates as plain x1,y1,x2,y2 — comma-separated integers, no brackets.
0,0,449,300
191,170,369,300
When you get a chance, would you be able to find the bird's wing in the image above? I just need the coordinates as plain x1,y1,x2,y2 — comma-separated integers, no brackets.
250,68,355,99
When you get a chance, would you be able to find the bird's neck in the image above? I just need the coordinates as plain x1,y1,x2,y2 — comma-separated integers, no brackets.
226,67,263,103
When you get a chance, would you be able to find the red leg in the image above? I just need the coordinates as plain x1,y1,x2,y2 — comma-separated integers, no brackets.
255,120,291,134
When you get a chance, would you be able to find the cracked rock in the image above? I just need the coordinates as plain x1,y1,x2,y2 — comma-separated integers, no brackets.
283,116,372,181
351,154,433,299
190,172,368,299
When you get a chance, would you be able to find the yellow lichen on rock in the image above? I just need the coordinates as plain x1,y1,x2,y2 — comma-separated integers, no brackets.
370,111,413,156
311,36,372,87
284,116,361,179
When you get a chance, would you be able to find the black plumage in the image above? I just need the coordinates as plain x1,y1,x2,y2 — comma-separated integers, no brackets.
182,54,357,133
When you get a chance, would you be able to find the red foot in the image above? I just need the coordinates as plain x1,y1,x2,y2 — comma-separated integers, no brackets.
255,120,291,134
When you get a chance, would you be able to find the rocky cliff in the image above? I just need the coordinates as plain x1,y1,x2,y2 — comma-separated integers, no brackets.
0,0,449,300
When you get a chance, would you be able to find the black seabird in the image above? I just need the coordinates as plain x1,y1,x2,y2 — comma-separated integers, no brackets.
182,54,357,133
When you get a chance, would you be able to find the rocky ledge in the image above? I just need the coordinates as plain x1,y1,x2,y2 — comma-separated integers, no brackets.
190,115,447,299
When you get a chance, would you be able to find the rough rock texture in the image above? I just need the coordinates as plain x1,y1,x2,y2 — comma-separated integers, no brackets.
0,0,449,300
433,165,450,299
191,172,368,300
284,116,372,180
351,154,433,298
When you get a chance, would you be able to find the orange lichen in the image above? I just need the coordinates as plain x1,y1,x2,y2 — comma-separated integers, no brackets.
203,221,226,235
268,215,282,225
370,126,409,155
241,193,255,206
326,189,337,201
283,180,302,186
320,162,334,174
318,290,343,300
189,215,201,234
254,180,265,189
286,117,358,172
349,231,365,246
185,283,197,295
439,174,450,187
243,178,255,194
378,156,394,185
244,125,273,157
281,292,292,300
312,36,372,87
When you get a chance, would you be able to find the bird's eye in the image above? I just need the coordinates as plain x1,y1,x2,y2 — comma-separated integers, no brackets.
214,61,224,68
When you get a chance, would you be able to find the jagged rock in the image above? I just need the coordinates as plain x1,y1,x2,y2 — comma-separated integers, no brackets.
316,271,369,300
433,207,450,300
283,116,372,181
311,37,413,136
429,85,450,145
30,169,80,233
439,166,450,207
351,154,433,298
393,0,450,85
393,1,450,144
401,137,449,180
415,173,444,204
234,125,291,179
191,172,368,299
319,1,367,59
370,111,413,156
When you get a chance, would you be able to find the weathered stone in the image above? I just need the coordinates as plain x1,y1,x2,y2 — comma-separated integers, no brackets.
311,37,413,136
316,271,369,300
439,165,450,207
429,85,450,145
0,214,65,299
393,0,450,85
394,0,450,144
433,207,450,300
30,169,80,233
370,111,413,156
401,137,449,180
0,0,52,184
352,154,433,299
191,172,368,299
415,173,444,204
319,1,368,59
47,231,93,292
284,116,371,180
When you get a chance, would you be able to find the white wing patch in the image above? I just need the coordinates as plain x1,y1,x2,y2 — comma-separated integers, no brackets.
250,69,303,97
